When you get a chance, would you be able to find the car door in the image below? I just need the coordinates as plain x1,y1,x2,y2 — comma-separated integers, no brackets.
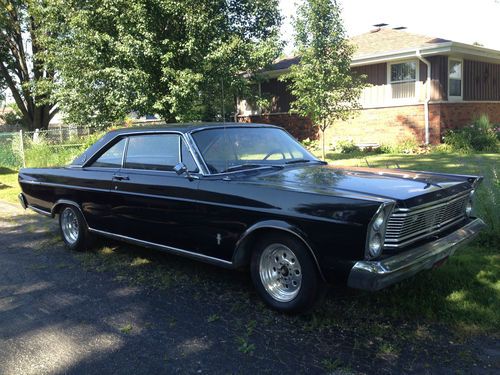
109,133,203,251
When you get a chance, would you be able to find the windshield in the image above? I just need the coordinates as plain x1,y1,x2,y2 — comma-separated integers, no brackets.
191,127,319,174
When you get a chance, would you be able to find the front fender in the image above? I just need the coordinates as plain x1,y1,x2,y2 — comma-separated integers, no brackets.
232,219,325,281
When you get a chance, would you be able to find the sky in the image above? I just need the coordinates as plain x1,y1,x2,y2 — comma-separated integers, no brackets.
279,0,500,54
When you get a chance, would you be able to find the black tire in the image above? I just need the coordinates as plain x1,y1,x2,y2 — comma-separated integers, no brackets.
58,205,92,251
250,232,323,314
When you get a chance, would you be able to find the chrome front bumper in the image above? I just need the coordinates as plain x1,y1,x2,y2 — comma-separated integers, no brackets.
347,218,486,291
18,193,27,209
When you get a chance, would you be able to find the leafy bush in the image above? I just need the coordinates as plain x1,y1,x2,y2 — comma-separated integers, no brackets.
0,103,23,128
475,164,500,246
24,139,81,168
443,115,499,153
379,138,420,154
334,139,360,154
301,137,320,152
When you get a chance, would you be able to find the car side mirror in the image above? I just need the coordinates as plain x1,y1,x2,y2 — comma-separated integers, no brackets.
173,162,199,181
174,162,188,176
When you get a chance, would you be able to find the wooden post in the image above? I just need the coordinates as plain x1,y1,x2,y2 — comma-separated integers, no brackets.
59,124,63,143
19,129,26,168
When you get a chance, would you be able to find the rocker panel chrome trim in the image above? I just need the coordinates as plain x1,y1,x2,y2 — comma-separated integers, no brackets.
88,227,234,268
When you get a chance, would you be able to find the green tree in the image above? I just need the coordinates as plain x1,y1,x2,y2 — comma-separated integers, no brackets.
0,0,57,130
280,0,365,160
41,0,282,126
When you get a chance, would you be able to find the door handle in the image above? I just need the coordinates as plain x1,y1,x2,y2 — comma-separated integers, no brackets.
113,174,130,181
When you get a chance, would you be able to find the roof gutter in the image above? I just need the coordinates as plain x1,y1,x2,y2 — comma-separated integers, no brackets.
416,50,431,145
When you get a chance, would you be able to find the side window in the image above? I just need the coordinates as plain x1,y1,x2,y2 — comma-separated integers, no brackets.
91,138,126,168
181,141,199,173
124,134,180,171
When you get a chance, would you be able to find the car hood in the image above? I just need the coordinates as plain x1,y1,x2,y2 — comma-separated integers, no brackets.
236,164,473,208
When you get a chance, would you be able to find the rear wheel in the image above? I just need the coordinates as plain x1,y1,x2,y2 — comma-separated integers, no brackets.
251,233,323,313
59,205,92,251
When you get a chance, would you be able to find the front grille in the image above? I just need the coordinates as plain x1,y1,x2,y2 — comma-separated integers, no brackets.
384,192,470,248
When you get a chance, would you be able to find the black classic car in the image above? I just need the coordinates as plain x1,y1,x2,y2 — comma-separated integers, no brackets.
18,123,486,312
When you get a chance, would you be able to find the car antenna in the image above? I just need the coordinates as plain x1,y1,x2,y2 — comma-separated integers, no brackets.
221,77,225,123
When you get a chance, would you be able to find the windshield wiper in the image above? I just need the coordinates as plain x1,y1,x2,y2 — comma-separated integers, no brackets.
222,164,268,173
285,159,312,165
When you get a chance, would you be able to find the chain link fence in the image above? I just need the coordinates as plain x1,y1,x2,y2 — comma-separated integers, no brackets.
0,120,175,170
0,125,105,169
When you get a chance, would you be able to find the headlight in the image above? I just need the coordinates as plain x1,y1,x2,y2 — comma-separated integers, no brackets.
368,233,382,258
365,202,394,260
373,211,385,230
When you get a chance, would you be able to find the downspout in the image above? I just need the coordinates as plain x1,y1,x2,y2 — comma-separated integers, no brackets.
416,50,431,145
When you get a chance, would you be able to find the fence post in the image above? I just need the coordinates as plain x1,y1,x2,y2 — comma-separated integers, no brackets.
19,129,26,168
59,124,63,143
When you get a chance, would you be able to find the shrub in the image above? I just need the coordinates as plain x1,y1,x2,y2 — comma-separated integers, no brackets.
475,164,499,245
379,138,420,154
24,138,81,168
443,114,499,153
334,139,360,154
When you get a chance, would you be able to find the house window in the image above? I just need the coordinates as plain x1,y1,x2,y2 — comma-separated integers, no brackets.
449,59,462,98
389,61,417,99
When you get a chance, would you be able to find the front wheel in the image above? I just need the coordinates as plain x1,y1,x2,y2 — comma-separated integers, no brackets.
59,205,92,251
250,233,323,313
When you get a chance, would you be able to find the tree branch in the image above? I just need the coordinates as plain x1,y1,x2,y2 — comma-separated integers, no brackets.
0,61,31,123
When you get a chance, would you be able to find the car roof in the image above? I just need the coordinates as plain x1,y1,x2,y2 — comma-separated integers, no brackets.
70,122,281,166
106,122,279,136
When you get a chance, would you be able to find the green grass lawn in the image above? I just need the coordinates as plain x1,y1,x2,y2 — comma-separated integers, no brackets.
0,167,20,205
0,151,498,337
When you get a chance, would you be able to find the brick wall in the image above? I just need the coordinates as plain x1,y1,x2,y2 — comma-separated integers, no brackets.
432,102,500,134
325,104,435,145
238,113,317,141
238,102,500,145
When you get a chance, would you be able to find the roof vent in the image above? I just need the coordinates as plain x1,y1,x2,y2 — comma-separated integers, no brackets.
393,26,407,30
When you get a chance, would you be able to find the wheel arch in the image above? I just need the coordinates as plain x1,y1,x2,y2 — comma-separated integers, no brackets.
232,220,326,281
51,199,89,228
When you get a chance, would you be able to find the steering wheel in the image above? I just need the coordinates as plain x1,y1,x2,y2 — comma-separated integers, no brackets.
263,149,286,161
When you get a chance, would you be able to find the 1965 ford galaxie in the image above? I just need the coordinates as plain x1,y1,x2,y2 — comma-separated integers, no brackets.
18,123,486,312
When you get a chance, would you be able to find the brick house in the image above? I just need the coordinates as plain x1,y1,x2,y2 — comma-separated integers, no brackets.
237,28,500,144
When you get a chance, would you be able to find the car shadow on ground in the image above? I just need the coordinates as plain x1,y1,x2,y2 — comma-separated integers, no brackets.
0,205,498,374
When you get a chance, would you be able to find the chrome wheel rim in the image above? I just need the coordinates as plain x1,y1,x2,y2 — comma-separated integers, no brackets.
259,243,302,302
61,207,79,245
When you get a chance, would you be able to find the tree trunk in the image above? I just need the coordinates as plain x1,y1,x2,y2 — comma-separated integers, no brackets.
321,119,328,161
322,128,326,161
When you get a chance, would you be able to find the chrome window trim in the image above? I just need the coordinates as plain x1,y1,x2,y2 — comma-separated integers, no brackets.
88,227,233,268
82,130,205,175
184,133,210,175
121,136,130,168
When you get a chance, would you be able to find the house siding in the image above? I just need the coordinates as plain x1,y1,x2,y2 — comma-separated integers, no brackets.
260,78,294,113
463,60,500,100
352,63,387,85
428,55,448,101
239,113,317,141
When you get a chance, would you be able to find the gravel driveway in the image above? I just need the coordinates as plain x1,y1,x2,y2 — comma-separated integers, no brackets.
0,200,498,374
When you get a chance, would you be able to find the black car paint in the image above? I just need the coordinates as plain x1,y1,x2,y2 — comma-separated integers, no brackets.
18,124,479,284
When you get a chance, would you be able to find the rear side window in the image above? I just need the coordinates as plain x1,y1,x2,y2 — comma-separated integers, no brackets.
91,138,126,168
124,134,180,171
